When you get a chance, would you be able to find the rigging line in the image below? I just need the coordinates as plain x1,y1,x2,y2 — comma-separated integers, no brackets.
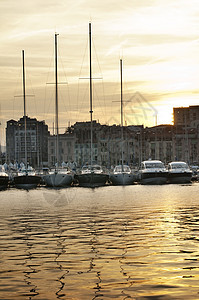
76,82,90,123
44,48,54,120
57,47,69,80
44,80,47,121
92,36,107,122
57,47,72,123
100,78,107,123
25,62,37,116
59,88,70,122
44,88,55,128
13,63,25,120
108,68,121,125
93,84,106,121
76,40,88,122
13,67,22,107
75,80,81,122
78,41,88,79
76,83,90,122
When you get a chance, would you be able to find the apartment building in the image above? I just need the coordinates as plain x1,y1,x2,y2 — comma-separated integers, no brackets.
6,116,49,167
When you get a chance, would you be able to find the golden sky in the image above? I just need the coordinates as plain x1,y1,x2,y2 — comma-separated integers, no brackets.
1,0,199,142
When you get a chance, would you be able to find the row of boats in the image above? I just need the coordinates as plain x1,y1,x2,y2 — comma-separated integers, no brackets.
0,160,196,190
6,25,197,191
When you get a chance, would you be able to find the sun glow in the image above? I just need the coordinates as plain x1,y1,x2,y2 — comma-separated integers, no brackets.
1,0,199,143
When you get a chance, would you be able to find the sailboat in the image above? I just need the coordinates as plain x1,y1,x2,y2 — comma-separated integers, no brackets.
110,60,136,185
43,34,74,187
0,165,9,190
75,23,109,187
13,50,41,189
0,109,9,189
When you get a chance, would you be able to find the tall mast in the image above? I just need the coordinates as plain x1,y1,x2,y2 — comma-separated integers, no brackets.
22,50,27,169
22,50,26,117
120,59,124,171
89,23,93,165
55,33,59,165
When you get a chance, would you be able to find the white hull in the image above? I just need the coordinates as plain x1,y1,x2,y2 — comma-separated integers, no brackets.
110,173,135,185
43,172,73,187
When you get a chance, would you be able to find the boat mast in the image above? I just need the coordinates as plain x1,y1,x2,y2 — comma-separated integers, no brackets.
22,50,27,170
89,23,93,166
55,33,59,166
120,59,124,171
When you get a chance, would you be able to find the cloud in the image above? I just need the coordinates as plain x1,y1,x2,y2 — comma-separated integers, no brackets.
1,0,199,144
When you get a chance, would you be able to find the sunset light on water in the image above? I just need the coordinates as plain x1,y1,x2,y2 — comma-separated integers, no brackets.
1,1,199,298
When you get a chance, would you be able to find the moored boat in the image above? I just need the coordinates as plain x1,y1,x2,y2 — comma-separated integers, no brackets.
190,165,199,181
110,165,135,185
75,164,109,188
14,166,41,189
138,160,168,185
43,34,74,188
13,50,41,189
0,165,9,190
109,60,136,186
43,166,74,187
167,161,192,184
75,23,109,187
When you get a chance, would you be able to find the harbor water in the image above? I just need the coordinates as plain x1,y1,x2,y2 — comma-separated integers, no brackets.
0,183,199,299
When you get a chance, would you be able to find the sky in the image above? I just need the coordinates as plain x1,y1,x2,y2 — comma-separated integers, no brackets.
1,0,199,144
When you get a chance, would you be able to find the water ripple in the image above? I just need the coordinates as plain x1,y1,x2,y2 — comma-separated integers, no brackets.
0,185,199,299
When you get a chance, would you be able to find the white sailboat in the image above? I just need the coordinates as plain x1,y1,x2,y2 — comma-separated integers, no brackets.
110,60,136,185
43,34,73,187
75,23,109,187
13,50,41,189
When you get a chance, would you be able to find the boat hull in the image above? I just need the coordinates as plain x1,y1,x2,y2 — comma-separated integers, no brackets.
110,173,135,185
14,175,41,189
0,176,9,190
139,172,168,185
43,172,73,187
75,173,109,188
168,172,192,184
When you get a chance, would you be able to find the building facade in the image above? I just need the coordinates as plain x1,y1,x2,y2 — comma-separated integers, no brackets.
6,116,49,167
6,105,199,168
48,131,75,167
173,105,199,164
174,105,199,128
73,121,101,166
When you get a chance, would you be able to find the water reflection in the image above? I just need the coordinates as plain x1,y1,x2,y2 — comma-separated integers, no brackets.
7,212,40,299
0,185,199,299
54,217,67,299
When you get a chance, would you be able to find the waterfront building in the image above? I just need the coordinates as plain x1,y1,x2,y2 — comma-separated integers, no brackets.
144,125,174,164
97,124,143,168
73,121,101,167
173,106,199,165
48,129,75,167
6,116,49,167
5,105,199,169
172,125,199,165
174,105,199,128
